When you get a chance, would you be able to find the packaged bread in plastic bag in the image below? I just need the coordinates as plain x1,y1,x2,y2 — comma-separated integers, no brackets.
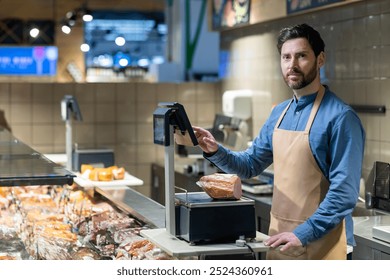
197,173,242,200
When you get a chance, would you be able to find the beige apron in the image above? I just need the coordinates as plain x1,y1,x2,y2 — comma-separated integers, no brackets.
266,86,346,260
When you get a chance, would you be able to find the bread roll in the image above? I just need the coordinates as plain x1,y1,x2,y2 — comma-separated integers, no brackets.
98,168,114,181
112,167,125,180
81,164,94,174
84,165,126,181
88,169,99,181
198,173,242,200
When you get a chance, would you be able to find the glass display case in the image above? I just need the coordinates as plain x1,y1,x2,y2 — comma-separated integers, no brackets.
0,128,74,186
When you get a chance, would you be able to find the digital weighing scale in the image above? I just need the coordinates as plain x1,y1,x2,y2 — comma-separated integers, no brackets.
140,102,268,258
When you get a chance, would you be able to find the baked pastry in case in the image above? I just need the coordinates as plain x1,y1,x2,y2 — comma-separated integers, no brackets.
83,165,125,181
98,169,114,181
111,167,125,180
81,164,94,174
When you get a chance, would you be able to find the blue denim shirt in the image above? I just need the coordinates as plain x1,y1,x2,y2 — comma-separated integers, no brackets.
205,86,365,247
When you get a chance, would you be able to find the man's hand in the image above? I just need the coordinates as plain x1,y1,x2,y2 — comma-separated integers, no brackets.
192,126,218,154
264,232,302,252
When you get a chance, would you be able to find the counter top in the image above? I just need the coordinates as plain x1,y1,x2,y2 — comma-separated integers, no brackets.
245,191,390,257
140,228,269,258
95,185,165,229
353,216,390,254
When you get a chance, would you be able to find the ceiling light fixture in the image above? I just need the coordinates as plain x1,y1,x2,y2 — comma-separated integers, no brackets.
80,6,93,22
115,36,126,46
61,1,93,34
80,43,90,52
61,24,71,35
29,27,40,38
65,11,77,27
61,19,72,34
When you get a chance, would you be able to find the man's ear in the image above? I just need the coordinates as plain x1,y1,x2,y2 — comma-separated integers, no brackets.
317,51,325,68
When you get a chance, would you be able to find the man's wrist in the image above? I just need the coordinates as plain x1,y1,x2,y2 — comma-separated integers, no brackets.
203,150,218,157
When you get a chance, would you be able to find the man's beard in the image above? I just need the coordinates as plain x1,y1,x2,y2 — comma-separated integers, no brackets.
284,60,318,90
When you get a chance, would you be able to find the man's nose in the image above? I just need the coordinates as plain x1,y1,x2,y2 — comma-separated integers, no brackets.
288,57,298,68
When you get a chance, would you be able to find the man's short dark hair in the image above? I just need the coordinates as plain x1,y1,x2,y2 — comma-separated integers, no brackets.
277,23,325,57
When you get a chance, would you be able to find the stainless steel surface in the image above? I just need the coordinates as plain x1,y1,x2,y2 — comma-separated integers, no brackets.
61,95,82,172
352,202,388,216
353,215,390,254
175,191,255,208
164,126,176,236
95,186,165,229
0,128,74,186
372,226,390,243
242,183,273,194
141,228,269,258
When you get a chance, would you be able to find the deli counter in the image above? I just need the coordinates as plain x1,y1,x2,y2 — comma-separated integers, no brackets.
0,128,266,260
0,128,173,260
2,123,389,260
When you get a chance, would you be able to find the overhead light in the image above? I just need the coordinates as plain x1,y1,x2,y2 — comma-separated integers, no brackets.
65,11,77,27
119,58,129,67
62,25,71,34
82,14,93,22
80,43,90,52
138,58,150,68
115,36,126,46
29,27,40,38
61,2,93,35
61,20,71,34
81,7,93,22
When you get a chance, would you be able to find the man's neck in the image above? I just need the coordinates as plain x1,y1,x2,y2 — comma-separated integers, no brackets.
293,82,322,100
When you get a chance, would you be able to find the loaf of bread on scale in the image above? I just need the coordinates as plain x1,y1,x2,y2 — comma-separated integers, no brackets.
198,173,242,200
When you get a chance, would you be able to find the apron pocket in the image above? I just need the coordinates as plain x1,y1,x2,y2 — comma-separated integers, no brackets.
270,212,305,233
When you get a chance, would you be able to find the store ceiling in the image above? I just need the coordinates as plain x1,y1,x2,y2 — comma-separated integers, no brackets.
0,0,165,18
0,0,167,74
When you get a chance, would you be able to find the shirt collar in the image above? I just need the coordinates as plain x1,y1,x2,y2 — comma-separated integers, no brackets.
292,92,318,110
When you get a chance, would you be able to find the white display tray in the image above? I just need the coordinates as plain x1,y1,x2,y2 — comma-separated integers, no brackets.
74,172,144,188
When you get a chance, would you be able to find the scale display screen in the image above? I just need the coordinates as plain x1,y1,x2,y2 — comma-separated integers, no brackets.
153,102,198,147
153,112,168,145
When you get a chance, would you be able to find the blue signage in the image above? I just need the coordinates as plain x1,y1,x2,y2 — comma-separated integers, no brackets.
287,0,345,14
0,46,58,76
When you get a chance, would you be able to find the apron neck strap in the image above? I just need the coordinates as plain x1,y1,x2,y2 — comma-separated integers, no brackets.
275,100,293,129
275,86,326,131
304,85,325,132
